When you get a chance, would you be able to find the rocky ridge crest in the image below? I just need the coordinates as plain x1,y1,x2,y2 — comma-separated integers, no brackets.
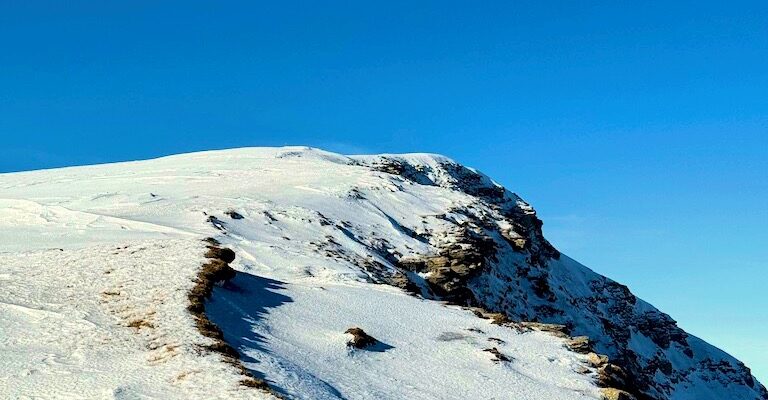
354,155,767,400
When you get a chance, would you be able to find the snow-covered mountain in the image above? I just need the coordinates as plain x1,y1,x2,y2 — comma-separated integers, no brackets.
1,147,764,400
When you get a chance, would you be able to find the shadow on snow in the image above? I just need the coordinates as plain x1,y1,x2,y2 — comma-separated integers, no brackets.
206,271,348,400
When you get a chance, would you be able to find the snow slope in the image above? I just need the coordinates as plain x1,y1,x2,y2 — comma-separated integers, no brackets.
1,147,599,400
0,147,764,400
0,239,266,400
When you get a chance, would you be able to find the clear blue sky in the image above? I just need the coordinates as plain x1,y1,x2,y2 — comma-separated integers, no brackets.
2,1,766,382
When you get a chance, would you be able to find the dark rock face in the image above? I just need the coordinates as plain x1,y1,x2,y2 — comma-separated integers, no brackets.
367,157,440,186
635,311,688,350
482,347,511,362
597,363,631,391
225,210,245,220
355,156,767,400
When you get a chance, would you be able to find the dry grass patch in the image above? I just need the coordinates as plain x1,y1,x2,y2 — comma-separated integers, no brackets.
127,318,154,329
205,247,236,263
187,240,277,397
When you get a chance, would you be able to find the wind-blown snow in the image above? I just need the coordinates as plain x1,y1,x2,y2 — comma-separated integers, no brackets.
1,147,602,399
0,240,265,399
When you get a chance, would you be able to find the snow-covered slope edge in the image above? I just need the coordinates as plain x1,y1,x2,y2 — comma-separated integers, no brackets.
0,147,599,400
1,146,764,400
348,152,767,400
0,238,277,399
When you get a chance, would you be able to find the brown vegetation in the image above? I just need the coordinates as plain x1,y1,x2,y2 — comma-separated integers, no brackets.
127,319,154,329
187,240,276,396
205,247,237,263
345,327,378,349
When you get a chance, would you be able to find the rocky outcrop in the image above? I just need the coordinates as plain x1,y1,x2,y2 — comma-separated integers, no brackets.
397,224,496,303
355,155,767,400
470,304,640,398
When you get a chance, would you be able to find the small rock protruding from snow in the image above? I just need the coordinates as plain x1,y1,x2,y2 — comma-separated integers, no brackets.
225,210,245,220
345,327,378,349
483,347,512,363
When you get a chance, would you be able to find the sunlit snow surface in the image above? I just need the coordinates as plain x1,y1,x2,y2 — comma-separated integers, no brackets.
1,147,606,399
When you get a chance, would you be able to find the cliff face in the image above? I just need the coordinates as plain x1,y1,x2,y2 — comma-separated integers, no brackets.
354,154,766,400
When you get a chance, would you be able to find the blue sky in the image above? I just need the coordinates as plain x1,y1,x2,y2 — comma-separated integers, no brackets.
1,1,767,382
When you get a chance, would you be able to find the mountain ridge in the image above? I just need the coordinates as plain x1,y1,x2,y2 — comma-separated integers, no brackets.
1,146,764,400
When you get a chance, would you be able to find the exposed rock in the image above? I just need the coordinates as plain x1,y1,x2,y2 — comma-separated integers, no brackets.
345,327,378,349
390,271,421,294
487,313,510,325
575,365,592,374
367,157,435,186
224,210,245,220
697,358,765,390
597,363,630,390
512,322,570,338
635,311,688,349
500,227,527,251
566,336,592,354
530,272,556,301
468,308,511,325
396,225,495,303
601,388,637,400
355,155,766,400
587,352,610,367
483,347,511,363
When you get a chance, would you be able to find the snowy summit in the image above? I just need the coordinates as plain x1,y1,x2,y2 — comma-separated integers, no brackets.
1,147,765,400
